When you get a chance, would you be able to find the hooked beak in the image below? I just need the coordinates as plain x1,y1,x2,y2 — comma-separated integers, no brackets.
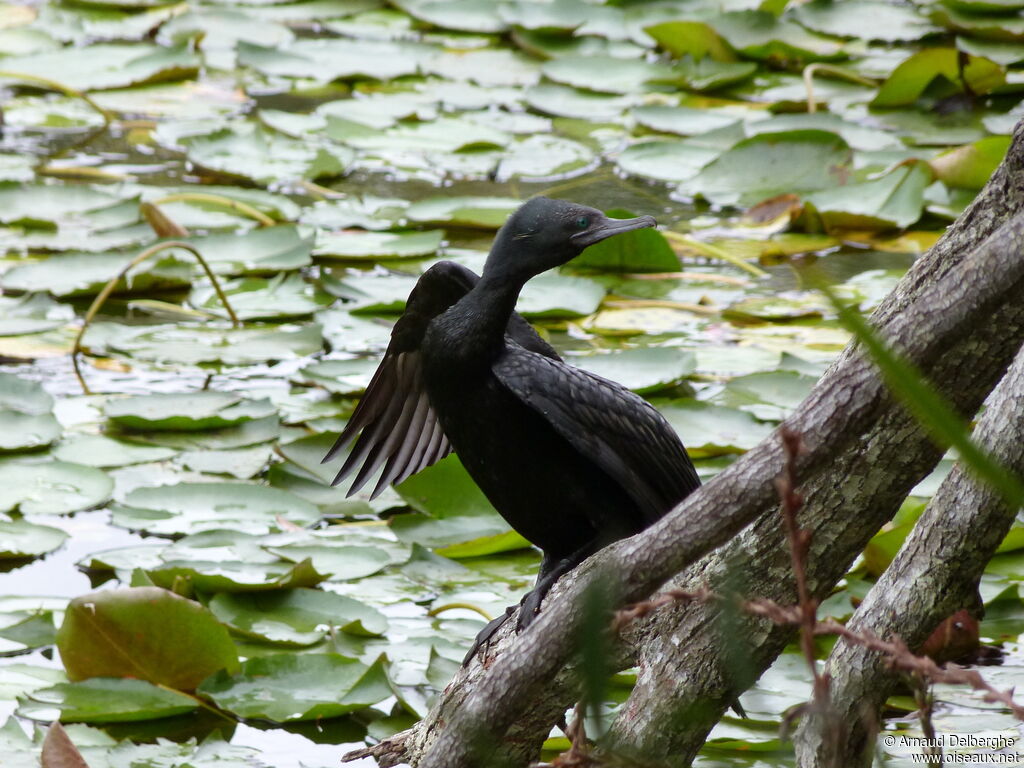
571,214,658,248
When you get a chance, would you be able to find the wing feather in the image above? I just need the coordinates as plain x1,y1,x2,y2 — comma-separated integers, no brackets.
494,346,700,526
324,260,559,497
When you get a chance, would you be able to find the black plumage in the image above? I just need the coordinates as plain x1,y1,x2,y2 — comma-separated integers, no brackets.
324,197,701,661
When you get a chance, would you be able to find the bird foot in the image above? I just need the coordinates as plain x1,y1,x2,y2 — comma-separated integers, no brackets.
461,606,516,666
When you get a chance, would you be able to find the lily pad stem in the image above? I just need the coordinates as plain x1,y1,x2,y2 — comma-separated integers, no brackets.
427,603,494,621
152,193,276,227
802,63,878,114
0,70,113,127
662,231,770,278
72,241,240,395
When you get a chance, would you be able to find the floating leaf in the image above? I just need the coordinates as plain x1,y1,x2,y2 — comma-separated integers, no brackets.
804,162,932,230
179,122,352,184
314,230,444,260
0,43,199,91
1,252,189,298
56,586,239,690
0,520,68,559
83,321,323,365
105,392,275,432
197,653,391,722
497,135,594,180
209,588,387,644
655,400,774,456
0,461,112,515
517,272,605,318
405,196,519,228
20,678,197,723
0,294,74,336
930,136,1011,189
183,226,314,276
190,273,331,320
54,435,177,468
616,140,719,183
678,130,853,207
569,348,696,394
793,0,939,42
572,209,678,272
111,482,321,536
872,48,1005,107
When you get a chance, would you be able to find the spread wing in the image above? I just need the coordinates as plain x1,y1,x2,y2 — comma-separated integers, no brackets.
324,260,559,499
494,345,700,526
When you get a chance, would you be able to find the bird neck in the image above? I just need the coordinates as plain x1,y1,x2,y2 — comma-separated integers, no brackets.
456,271,528,355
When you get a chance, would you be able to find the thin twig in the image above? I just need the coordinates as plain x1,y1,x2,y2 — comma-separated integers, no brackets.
0,70,113,127
71,240,240,395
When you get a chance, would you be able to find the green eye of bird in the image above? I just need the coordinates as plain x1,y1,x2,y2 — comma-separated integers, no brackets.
575,216,589,229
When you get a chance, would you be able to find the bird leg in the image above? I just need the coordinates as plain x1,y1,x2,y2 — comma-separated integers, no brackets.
461,544,599,666
515,544,597,633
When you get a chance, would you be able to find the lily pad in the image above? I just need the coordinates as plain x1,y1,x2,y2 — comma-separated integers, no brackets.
105,392,275,432
54,435,178,468
110,482,321,536
197,653,391,722
82,321,324,365
572,209,678,272
19,678,197,723
569,348,696,394
1,252,190,298
0,520,68,559
871,48,1005,107
655,400,774,456
517,272,605,318
405,196,519,228
0,43,199,92
804,161,932,230
677,130,853,207
184,226,314,276
209,588,387,644
56,586,239,690
314,230,445,260
0,460,112,515
0,294,75,336
189,273,331,320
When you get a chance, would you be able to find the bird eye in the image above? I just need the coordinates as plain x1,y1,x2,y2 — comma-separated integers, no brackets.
575,216,590,229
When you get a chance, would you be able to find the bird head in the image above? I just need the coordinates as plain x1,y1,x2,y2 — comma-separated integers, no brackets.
484,197,657,282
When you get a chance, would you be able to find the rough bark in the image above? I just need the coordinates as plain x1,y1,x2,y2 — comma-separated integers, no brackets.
602,122,1024,764
792,341,1024,768
350,121,1024,768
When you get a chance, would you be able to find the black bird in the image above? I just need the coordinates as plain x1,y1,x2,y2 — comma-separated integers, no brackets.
324,197,701,661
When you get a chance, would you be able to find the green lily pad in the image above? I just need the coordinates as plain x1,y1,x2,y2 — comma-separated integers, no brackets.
0,294,75,336
82,321,323,365
57,587,239,690
1,252,190,298
266,542,392,582
114,415,280,451
189,273,331,320
298,358,378,395
678,130,853,207
497,135,594,180
19,678,198,723
0,43,199,92
184,226,314,276
871,48,1005,107
179,445,273,479
144,556,328,593
395,454,495,519
179,122,352,184
0,411,60,453
237,37,430,82
111,482,321,536
616,140,720,183
0,520,68,559
209,588,387,644
655,400,774,456
804,161,932,230
54,435,178,468
632,105,740,136
707,10,846,63
105,392,275,432
542,55,671,95
572,209,678,272
569,348,696,394
517,272,605,318
197,653,391,722
314,230,444,260
0,460,112,515
405,196,519,228
710,370,818,421
793,0,939,42
0,184,126,229
930,136,1012,189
